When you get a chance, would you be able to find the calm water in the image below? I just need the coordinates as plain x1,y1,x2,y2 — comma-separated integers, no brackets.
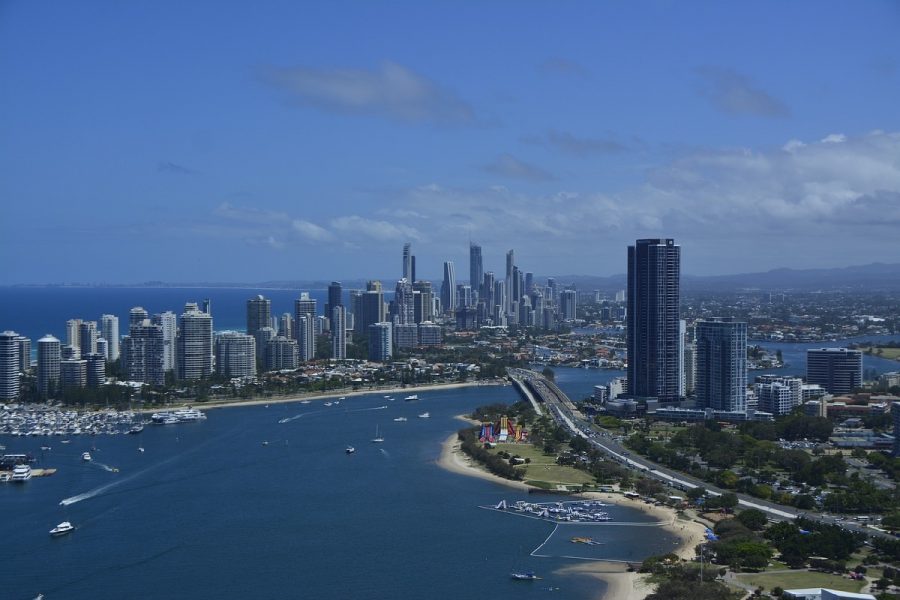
1,385,677,600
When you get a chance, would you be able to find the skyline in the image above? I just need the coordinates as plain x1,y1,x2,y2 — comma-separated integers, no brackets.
2,2,900,284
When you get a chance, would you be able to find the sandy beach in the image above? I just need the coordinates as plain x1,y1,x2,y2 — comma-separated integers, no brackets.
436,427,707,599
140,379,506,413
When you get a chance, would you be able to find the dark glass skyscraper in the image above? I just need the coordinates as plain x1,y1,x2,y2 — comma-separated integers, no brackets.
325,281,342,327
627,238,681,403
469,243,483,299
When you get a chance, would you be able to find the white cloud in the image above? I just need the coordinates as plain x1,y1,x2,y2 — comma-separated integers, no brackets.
259,61,474,125
291,219,334,242
330,215,421,242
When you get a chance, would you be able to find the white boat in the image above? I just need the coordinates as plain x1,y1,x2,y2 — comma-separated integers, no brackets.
0,472,10,482
173,408,205,422
300,400,311,404
403,394,419,401
371,425,384,443
50,521,75,537
324,402,333,407
418,412,430,419
82,452,92,461
345,446,355,454
11,464,32,481
393,417,407,422
339,397,346,401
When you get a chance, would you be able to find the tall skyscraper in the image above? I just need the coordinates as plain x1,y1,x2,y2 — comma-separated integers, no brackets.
177,303,213,380
412,280,434,323
368,322,393,362
0,331,21,400
402,243,412,281
129,307,149,329
627,238,682,403
469,243,483,299
37,334,61,397
85,353,105,387
60,359,87,390
215,332,257,378
807,348,863,394
79,321,98,358
293,293,317,361
505,249,515,315
358,283,386,335
332,306,346,360
325,281,343,329
394,279,415,325
694,318,747,412
560,289,577,321
124,320,166,386
100,314,120,362
279,313,294,340
266,336,299,371
152,311,177,372
16,335,31,373
246,295,272,337
441,261,456,314
66,318,82,349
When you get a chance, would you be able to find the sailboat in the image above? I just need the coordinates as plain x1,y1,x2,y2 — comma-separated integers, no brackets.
371,425,384,443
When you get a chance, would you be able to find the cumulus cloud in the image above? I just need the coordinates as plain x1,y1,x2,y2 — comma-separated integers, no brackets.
523,130,629,156
482,154,556,181
695,66,790,118
259,61,475,125
330,215,421,241
291,219,334,242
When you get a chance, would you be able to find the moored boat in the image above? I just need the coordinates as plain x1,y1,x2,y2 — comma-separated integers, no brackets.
403,394,418,401
11,464,32,481
510,572,541,581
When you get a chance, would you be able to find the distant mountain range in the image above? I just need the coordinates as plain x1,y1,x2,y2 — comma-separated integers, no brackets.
9,263,900,292
553,263,900,292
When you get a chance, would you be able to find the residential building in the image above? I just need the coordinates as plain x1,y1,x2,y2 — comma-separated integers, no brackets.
469,242,483,302
246,295,272,336
368,322,393,362
152,311,177,372
0,331,21,399
441,261,456,314
123,320,166,386
695,318,747,412
332,306,346,360
100,314,120,361
807,348,863,394
177,303,213,380
215,332,256,378
37,334,61,397
60,359,87,390
266,336,299,371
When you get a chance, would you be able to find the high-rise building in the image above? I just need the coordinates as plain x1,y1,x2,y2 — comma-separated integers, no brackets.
177,303,213,380
66,318,82,348
482,271,495,311
37,334,61,397
402,243,412,281
418,322,442,347
279,312,294,340
254,326,276,362
560,289,577,321
694,318,747,412
505,250,515,315
246,295,272,337
79,321,98,358
469,243,483,300
332,306,346,360
151,311,178,372
358,285,386,335
294,293,317,361
413,281,434,323
627,238,681,403
807,348,863,394
756,375,802,416
16,335,31,373
394,323,418,349
394,279,415,325
124,320,166,386
0,331,21,400
60,359,87,390
215,332,257,378
441,261,456,314
368,322,393,362
325,282,342,329
129,307,149,329
456,284,472,309
85,353,105,387
95,338,109,362
100,314,120,362
266,336,299,371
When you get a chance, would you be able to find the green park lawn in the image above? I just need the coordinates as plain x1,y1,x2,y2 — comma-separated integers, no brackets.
493,443,597,489
861,346,900,361
735,570,865,593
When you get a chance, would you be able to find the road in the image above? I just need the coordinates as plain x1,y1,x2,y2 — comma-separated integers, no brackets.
507,368,894,541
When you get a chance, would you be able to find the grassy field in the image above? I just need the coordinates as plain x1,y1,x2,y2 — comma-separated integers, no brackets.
735,570,865,593
492,443,596,489
861,346,900,361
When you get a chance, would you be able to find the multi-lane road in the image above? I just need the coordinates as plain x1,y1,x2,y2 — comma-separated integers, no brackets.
507,368,892,541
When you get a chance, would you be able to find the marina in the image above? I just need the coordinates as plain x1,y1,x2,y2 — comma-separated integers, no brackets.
484,499,614,524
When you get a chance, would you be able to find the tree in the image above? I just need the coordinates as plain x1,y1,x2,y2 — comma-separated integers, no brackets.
541,367,555,382
736,509,768,531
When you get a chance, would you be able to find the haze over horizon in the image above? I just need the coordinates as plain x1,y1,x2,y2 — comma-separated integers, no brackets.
2,2,899,284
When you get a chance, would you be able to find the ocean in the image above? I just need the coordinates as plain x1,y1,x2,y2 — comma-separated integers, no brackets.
1,385,678,600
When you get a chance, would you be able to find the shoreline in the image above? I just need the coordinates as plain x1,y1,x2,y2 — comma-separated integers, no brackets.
436,428,706,599
143,380,507,413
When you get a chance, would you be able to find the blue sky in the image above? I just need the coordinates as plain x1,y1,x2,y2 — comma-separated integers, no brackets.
2,1,899,284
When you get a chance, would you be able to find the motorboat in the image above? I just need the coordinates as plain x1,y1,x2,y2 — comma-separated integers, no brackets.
510,572,541,581
82,452,92,461
11,464,32,481
418,412,430,419
393,417,407,422
173,408,205,422
324,402,333,407
128,424,144,434
345,446,356,454
50,521,75,537
403,394,418,401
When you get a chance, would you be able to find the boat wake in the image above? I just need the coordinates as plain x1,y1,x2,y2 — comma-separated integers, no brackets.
279,405,387,424
379,448,390,458
91,461,119,473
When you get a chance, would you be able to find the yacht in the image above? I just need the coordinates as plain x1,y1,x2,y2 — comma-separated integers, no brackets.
128,424,144,434
403,394,419,401
50,521,75,537
0,472,10,482
11,464,32,481
173,408,205,422
418,412,430,419
371,426,384,443
345,446,356,454
82,452,92,461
